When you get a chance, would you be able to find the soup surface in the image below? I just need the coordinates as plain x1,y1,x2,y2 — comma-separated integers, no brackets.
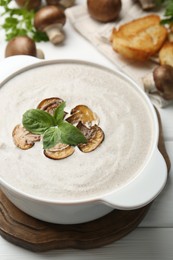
0,61,154,201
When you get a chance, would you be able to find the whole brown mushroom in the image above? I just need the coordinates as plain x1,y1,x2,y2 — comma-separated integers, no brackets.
15,0,42,10
5,36,44,59
46,0,75,9
34,5,66,45
142,65,173,100
87,0,122,22
153,65,173,100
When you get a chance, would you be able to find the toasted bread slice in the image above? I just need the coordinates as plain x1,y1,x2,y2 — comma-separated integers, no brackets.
111,15,167,61
159,41,173,67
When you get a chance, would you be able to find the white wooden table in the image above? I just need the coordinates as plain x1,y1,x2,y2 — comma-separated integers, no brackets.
0,1,173,259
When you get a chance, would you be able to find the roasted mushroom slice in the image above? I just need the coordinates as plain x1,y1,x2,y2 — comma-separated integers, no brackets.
12,124,41,150
37,97,64,115
77,122,104,153
44,143,75,160
66,105,99,127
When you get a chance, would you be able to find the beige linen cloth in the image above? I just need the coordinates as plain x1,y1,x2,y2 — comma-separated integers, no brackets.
66,1,173,108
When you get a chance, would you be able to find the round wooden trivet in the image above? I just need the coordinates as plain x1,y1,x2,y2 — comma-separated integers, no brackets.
0,111,170,252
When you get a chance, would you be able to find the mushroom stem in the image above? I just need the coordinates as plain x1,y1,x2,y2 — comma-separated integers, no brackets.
149,54,160,64
36,49,45,59
138,0,156,10
142,72,157,93
59,0,75,8
44,23,65,44
46,0,75,8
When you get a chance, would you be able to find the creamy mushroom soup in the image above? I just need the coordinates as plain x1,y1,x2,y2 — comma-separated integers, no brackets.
0,61,155,201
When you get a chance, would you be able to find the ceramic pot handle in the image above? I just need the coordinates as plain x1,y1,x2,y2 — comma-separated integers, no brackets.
0,55,39,83
102,148,167,210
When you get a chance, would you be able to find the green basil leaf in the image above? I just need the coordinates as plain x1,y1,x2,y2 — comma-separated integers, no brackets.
59,121,87,146
54,101,66,124
43,127,61,149
22,109,55,134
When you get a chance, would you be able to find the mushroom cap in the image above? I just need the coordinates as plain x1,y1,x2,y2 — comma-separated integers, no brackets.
5,36,37,57
15,0,42,10
87,0,122,22
153,64,173,100
34,5,66,31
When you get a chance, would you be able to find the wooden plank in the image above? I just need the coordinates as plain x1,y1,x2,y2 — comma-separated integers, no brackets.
0,189,152,251
0,228,173,260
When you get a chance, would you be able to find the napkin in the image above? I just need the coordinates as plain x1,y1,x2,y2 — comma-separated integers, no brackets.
66,1,172,108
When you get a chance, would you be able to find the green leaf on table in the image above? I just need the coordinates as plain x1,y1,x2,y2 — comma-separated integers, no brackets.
0,1,49,42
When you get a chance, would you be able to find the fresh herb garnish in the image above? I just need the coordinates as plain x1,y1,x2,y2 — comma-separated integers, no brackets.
155,0,173,25
59,121,88,146
53,101,66,124
43,127,61,150
22,109,56,135
22,102,87,149
0,0,48,42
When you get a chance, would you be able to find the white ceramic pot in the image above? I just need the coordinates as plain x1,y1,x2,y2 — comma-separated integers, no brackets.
0,56,167,224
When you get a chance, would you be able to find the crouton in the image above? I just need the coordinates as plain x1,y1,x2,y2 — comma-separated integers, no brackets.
111,15,168,61
159,41,173,67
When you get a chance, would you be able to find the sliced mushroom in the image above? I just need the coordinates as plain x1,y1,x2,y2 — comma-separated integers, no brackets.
44,143,75,159
66,105,99,127
37,97,64,115
12,124,41,150
77,122,104,153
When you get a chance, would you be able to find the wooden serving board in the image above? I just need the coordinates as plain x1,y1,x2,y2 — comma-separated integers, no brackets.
0,110,170,252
